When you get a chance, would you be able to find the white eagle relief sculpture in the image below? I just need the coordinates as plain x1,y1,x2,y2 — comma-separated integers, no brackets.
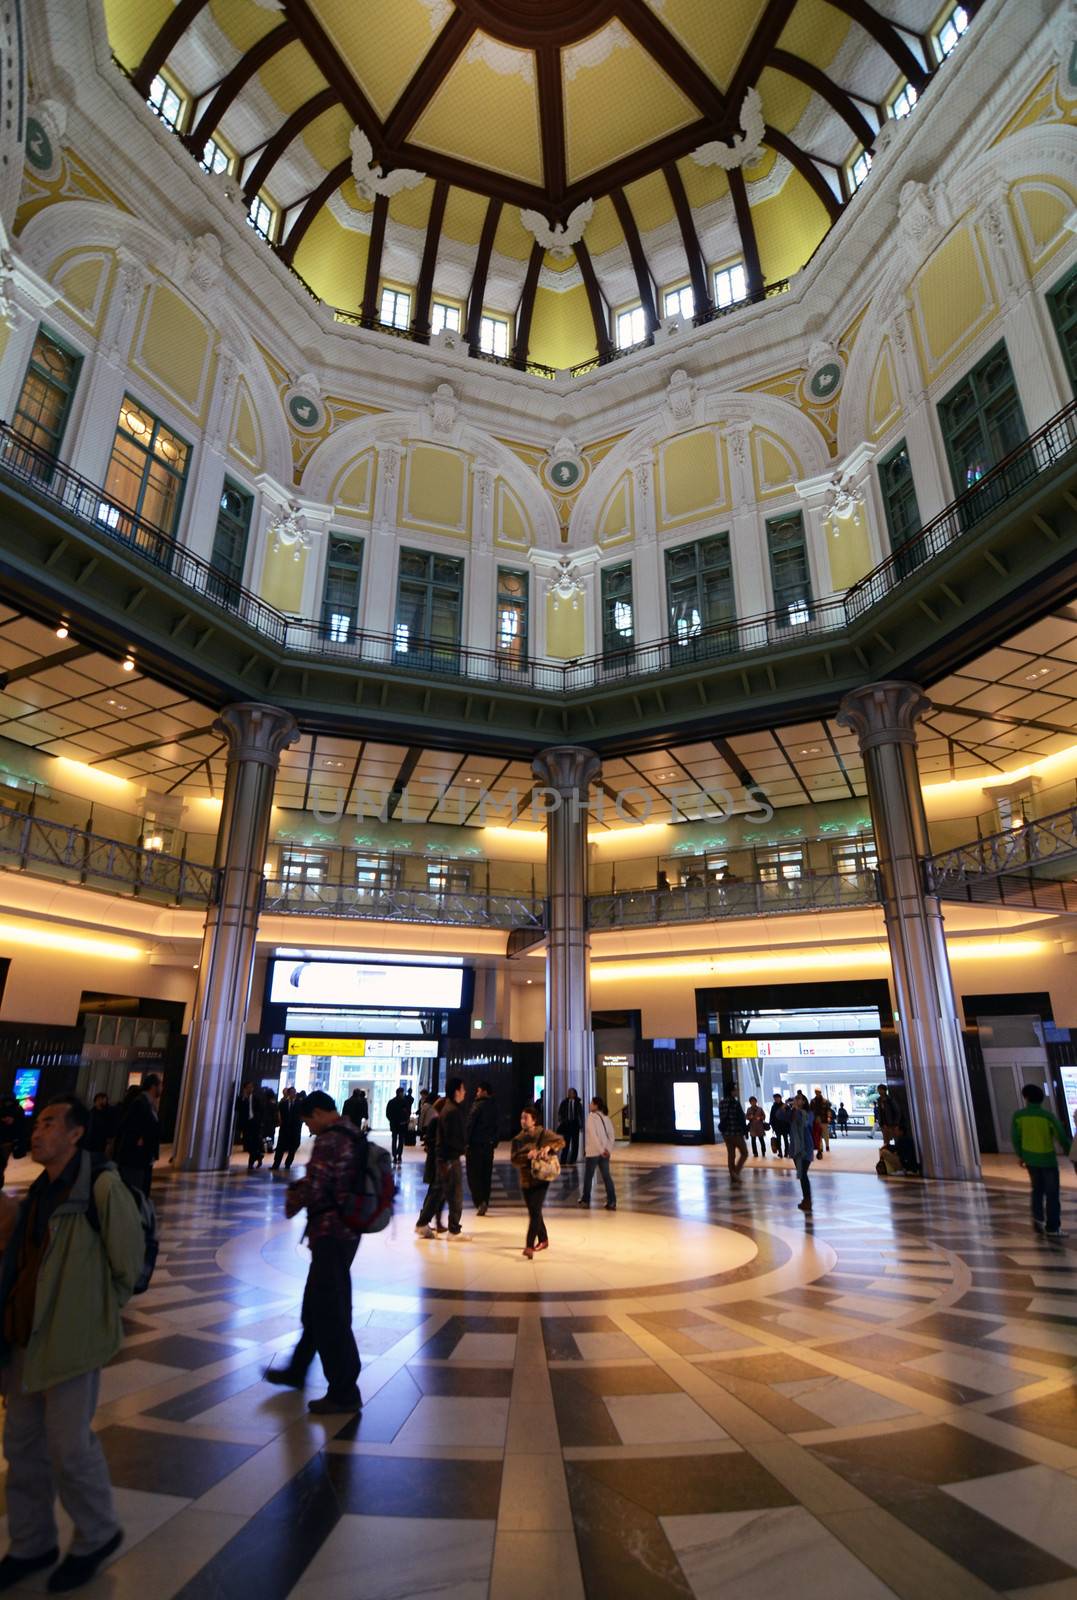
519,199,594,258
349,127,426,202
692,86,765,171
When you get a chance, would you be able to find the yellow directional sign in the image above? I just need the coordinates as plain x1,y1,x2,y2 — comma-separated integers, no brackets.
286,1037,365,1057
721,1040,758,1058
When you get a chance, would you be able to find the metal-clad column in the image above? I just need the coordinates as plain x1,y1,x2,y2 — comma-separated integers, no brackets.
533,745,601,1126
173,703,299,1170
838,682,981,1180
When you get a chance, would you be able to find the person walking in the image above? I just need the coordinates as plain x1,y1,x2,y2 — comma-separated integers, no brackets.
234,1081,255,1148
465,1082,499,1217
111,1075,162,1196
435,1078,467,1238
577,1096,617,1210
836,1102,849,1137
1012,1083,1074,1239
874,1084,900,1148
342,1087,368,1131
769,1092,790,1156
241,1087,267,1172
267,1091,362,1414
415,1097,447,1237
272,1087,305,1172
788,1090,815,1214
746,1096,769,1159
0,1094,145,1592
385,1087,412,1167
0,1096,27,1185
417,1089,435,1142
809,1089,830,1160
557,1087,583,1165
717,1088,748,1183
81,1096,112,1158
510,1106,564,1258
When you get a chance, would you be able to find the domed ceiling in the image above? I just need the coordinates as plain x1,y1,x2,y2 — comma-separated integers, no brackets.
107,0,967,369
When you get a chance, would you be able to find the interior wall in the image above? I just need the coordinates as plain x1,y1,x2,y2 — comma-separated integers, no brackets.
0,947,196,1028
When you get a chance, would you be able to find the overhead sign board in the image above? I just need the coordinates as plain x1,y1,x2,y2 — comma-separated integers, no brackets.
721,1041,758,1058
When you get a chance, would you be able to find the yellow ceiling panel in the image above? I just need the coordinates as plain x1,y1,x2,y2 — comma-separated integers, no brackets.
256,41,328,119
309,0,448,120
650,0,768,93
494,207,535,262
758,63,812,137
410,45,543,187
676,154,729,208
543,251,575,272
292,204,368,312
208,0,279,56
565,27,699,183
389,176,436,231
624,170,676,235
103,0,173,72
529,284,597,371
299,101,353,171
584,195,622,257
442,187,489,248
339,175,373,217
744,146,778,185
752,168,829,283
778,0,852,71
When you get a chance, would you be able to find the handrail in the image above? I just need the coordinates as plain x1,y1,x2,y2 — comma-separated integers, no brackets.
588,871,879,928
0,802,218,905
925,803,1077,892
692,278,791,327
2,393,1075,699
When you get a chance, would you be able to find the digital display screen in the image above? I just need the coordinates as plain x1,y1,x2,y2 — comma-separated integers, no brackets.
673,1081,701,1132
13,1069,40,1113
269,959,464,1010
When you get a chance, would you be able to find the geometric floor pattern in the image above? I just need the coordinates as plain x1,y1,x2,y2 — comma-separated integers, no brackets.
2,1152,1076,1598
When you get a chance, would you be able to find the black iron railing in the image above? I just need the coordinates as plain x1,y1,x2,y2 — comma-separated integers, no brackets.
2,394,1075,698
0,803,217,905
692,278,791,328
262,878,545,929
588,871,879,929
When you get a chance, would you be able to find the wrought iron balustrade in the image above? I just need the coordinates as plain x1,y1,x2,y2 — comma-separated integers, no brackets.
261,878,545,929
588,871,880,929
0,803,217,905
925,804,1077,911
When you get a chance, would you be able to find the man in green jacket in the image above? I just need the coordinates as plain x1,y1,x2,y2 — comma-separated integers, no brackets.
1011,1083,1075,1240
0,1095,145,1593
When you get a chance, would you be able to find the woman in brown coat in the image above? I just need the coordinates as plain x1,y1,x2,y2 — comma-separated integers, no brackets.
510,1105,565,1259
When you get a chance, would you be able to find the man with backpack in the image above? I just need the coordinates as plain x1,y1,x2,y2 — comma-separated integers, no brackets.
111,1074,161,1196
267,1091,363,1414
0,1094,145,1592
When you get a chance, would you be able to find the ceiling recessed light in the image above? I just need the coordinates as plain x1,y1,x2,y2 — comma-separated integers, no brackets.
55,623,69,639
122,656,135,672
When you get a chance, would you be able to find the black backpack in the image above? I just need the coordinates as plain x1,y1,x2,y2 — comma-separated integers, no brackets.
86,1159,159,1295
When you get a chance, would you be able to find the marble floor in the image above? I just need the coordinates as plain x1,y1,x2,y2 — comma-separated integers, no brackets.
2,1145,1077,1599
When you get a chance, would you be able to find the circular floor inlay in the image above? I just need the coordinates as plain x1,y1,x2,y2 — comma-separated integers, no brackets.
245,1211,758,1299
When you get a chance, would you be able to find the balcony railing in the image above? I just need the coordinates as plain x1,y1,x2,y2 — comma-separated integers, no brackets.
925,804,1077,912
262,879,545,929
588,871,880,928
0,804,217,905
2,396,1075,699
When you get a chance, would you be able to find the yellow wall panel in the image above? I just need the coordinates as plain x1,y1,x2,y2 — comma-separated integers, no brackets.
658,428,728,526
292,205,368,312
494,208,536,262
103,0,173,71
599,475,633,545
401,444,470,537
332,452,374,515
584,196,622,257
546,591,585,658
675,154,729,210
1009,178,1076,274
868,340,900,439
910,222,997,383
389,176,435,233
442,188,488,249
624,171,675,235
229,381,262,471
260,541,306,612
50,250,114,335
528,285,597,371
132,283,214,421
495,480,532,549
752,170,829,284
825,520,873,589
752,429,800,498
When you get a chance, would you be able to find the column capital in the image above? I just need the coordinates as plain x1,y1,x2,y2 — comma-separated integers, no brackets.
837,681,931,752
214,702,300,768
532,744,601,794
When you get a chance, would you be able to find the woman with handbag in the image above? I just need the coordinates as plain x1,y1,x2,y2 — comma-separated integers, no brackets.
510,1105,565,1259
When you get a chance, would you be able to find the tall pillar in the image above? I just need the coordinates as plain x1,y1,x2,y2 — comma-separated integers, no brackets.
837,682,981,1181
533,745,601,1126
174,703,299,1170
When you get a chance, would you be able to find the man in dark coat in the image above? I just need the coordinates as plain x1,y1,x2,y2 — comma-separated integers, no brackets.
385,1087,413,1166
273,1087,305,1172
465,1082,499,1217
436,1078,467,1236
557,1087,583,1164
83,1094,114,1156
112,1074,162,1195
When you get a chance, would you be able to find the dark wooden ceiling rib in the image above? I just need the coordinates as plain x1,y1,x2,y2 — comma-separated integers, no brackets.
183,21,297,154
466,199,504,349
769,48,877,149
611,188,658,331
242,86,337,203
537,46,567,206
382,8,477,148
132,0,210,97
361,195,390,322
728,168,764,298
0,644,92,688
825,0,930,88
617,0,724,121
281,0,383,145
726,0,799,115
764,125,841,220
277,157,350,266
664,162,710,313
512,243,545,364
413,178,449,337
574,240,612,359
391,142,548,210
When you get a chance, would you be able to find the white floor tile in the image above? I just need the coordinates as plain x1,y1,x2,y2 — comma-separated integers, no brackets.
293,1514,496,1599
451,1333,517,1362
393,1397,510,1450
571,1331,641,1361
98,1360,185,1404
904,1349,1028,1395
943,1466,1077,1567
774,1377,913,1426
661,1505,896,1599
604,1392,727,1444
